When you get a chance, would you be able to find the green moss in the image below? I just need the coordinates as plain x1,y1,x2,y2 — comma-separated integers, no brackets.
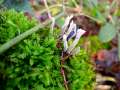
0,9,37,44
65,50,95,90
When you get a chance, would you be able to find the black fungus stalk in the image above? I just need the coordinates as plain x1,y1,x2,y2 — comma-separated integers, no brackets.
60,51,70,90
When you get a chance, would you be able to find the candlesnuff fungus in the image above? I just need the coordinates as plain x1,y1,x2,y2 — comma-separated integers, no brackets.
66,21,77,41
60,15,86,90
62,15,73,35
67,28,86,54
61,15,86,54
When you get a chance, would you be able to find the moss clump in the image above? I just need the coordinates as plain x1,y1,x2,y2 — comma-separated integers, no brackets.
65,50,95,90
0,9,36,44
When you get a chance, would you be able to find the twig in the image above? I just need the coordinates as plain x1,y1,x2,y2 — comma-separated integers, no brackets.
71,0,79,8
118,32,120,60
115,0,120,61
79,0,83,10
0,12,64,54
40,4,68,14
64,9,104,24
60,52,70,90
43,0,55,34
62,0,65,14
43,0,51,18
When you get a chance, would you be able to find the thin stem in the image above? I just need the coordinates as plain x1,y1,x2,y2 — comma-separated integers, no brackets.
43,0,52,18
79,0,83,9
61,67,68,90
62,0,65,14
43,0,55,34
60,52,70,90
71,0,79,8
40,4,63,14
64,10,104,24
118,33,120,60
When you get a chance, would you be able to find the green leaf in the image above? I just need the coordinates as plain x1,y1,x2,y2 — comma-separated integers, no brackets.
30,59,34,66
99,23,117,42
7,20,17,27
91,8,106,23
43,71,50,86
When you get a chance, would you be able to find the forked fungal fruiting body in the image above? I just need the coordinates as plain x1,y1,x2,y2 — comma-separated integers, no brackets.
61,15,86,54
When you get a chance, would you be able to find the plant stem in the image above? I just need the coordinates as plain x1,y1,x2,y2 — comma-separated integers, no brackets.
61,66,68,90
0,12,64,54
40,4,63,14
72,0,79,8
60,52,70,90
118,33,120,60
43,0,52,19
